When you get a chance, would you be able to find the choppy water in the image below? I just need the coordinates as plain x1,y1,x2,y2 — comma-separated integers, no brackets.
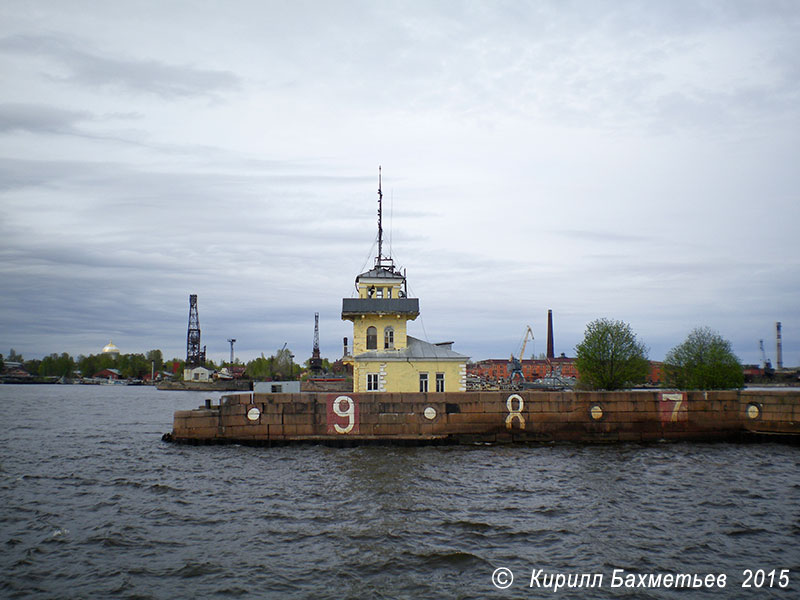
1,385,799,599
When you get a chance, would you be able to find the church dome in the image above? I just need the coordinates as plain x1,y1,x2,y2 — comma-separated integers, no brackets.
102,340,120,355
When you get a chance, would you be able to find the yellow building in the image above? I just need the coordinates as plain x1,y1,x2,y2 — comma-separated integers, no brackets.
341,170,468,393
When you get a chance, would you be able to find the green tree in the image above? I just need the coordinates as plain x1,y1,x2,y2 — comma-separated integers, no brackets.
663,327,744,390
119,353,150,379
246,354,273,380
273,346,297,380
245,347,300,381
24,358,41,375
77,352,116,378
146,349,164,373
39,353,75,378
78,354,99,378
8,348,23,362
575,318,649,390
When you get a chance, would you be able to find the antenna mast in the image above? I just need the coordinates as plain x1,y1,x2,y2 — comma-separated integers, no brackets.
372,165,398,273
377,166,384,266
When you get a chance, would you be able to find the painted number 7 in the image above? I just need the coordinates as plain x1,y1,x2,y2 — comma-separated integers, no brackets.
659,392,687,423
670,398,683,422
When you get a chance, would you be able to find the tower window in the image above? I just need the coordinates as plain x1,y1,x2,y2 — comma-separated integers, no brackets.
419,372,428,393
366,326,377,350
384,327,394,349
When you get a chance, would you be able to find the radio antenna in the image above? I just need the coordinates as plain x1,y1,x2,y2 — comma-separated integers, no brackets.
377,166,383,266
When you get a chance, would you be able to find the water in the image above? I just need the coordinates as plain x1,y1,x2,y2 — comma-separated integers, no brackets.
1,385,798,599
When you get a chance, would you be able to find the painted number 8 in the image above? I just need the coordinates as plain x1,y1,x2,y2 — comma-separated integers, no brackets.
506,394,526,430
333,396,355,434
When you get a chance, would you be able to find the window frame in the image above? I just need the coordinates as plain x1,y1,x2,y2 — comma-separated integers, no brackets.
366,326,377,350
367,372,379,391
384,326,394,349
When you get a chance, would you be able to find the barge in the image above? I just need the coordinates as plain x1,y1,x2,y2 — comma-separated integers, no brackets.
163,389,800,445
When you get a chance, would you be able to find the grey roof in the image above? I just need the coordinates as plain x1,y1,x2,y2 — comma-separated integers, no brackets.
342,297,420,317
356,266,405,280
353,336,469,362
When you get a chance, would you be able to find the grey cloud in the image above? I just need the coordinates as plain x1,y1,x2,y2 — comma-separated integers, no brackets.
0,103,91,134
0,34,240,98
0,156,95,190
555,230,649,243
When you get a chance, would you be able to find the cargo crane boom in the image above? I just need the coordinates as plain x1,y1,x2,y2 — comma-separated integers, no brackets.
509,326,535,385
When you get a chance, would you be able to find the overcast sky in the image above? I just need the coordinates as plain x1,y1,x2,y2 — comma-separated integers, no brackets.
1,0,798,367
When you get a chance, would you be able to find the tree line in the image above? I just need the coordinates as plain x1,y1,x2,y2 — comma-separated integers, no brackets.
1,347,336,381
575,320,745,390
1,348,170,380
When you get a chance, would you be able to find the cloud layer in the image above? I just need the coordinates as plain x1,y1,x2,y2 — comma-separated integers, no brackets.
1,1,798,367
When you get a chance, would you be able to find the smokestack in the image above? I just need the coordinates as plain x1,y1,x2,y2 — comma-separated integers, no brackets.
776,322,783,370
546,309,554,359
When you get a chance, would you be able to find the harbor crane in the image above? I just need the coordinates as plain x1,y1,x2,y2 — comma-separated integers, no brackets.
759,340,774,378
509,325,535,384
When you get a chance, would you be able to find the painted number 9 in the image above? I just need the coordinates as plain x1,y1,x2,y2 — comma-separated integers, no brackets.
333,396,355,434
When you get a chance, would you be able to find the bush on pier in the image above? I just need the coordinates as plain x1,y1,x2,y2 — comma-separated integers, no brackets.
663,327,744,390
575,319,649,390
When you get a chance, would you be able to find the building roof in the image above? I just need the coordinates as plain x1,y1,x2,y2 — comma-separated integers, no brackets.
356,265,405,281
94,368,121,377
353,335,468,362
342,297,420,318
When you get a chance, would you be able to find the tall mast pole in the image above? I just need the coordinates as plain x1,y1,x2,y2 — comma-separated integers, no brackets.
377,166,383,265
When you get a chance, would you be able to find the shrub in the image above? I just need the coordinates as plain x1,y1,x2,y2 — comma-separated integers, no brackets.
575,318,649,390
663,327,743,389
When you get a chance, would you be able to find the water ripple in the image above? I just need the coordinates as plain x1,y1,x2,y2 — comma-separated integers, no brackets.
1,386,799,599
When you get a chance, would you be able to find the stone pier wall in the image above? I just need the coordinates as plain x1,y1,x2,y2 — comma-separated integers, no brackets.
168,390,800,444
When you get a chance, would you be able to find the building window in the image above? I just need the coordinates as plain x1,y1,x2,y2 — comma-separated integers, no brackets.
436,373,445,392
387,288,392,298
384,327,394,349
419,372,428,393
376,287,383,298
366,326,377,350
367,373,379,391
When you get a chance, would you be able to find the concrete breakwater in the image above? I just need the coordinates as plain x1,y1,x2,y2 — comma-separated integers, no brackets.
164,390,800,445
156,379,252,392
